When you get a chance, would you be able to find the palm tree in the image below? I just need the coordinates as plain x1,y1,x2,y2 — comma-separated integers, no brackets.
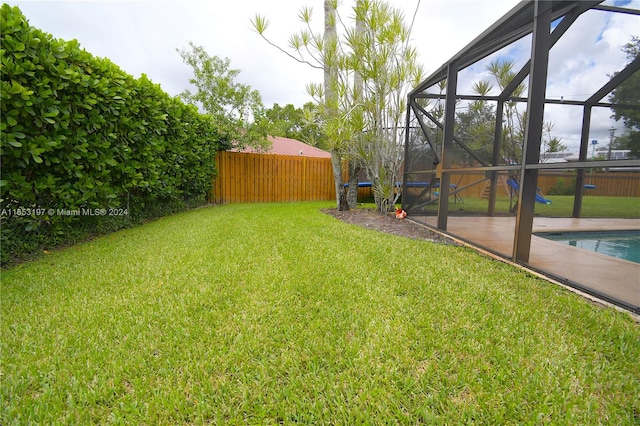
487,59,526,164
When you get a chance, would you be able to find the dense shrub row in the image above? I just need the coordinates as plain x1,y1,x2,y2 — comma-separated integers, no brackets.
0,5,230,265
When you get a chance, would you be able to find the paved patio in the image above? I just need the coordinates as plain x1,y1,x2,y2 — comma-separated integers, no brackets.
411,216,640,312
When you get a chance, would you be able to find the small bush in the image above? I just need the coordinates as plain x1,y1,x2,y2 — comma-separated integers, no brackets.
547,178,576,195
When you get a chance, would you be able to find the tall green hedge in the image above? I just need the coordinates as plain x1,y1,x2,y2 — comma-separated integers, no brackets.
0,5,230,264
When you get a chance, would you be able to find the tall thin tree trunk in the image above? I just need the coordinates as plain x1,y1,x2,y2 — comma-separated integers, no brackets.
332,150,349,210
325,0,348,210
347,160,360,209
346,2,365,210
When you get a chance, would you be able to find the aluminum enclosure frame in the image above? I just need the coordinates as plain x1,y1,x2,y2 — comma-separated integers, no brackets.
403,0,640,265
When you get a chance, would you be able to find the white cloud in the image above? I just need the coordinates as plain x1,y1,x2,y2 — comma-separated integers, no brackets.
6,0,637,151
7,0,520,103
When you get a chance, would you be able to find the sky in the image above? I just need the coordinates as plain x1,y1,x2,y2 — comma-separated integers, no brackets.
6,0,640,152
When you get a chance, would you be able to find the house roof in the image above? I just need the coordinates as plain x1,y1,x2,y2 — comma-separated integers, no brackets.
239,136,331,158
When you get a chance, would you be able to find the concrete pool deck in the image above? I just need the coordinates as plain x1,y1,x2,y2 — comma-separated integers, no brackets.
411,216,640,312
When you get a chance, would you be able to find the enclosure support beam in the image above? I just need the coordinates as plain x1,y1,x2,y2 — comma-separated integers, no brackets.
402,95,412,199
437,61,459,230
500,1,594,102
488,101,505,216
513,0,552,263
411,101,440,162
415,103,488,166
573,105,592,218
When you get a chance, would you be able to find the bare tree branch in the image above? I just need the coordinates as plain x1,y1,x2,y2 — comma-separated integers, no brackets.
254,31,324,70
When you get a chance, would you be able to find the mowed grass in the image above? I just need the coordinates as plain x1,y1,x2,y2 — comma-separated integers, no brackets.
438,195,640,218
2,202,639,424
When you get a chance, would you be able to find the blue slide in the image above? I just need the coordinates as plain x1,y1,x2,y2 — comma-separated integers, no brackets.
506,178,551,205
534,193,552,205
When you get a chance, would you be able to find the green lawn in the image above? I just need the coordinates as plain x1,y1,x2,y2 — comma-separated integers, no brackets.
422,195,640,218
2,202,639,424
529,195,639,217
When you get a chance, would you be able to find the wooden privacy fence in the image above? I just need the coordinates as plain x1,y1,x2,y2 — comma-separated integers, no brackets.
211,151,336,203
538,172,640,197
211,153,639,204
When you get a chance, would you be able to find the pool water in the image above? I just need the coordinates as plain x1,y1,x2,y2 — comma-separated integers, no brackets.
536,231,640,264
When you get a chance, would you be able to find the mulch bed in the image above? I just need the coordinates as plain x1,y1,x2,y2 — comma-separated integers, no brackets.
322,208,460,245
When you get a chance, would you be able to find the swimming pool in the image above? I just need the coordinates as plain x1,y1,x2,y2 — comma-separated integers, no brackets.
536,230,640,264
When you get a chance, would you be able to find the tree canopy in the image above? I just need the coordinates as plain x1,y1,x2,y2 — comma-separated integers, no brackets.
178,42,268,150
609,36,640,158
253,0,424,213
258,102,327,150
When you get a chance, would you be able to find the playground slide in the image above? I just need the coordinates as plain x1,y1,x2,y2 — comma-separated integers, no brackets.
506,178,552,205
535,193,552,205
